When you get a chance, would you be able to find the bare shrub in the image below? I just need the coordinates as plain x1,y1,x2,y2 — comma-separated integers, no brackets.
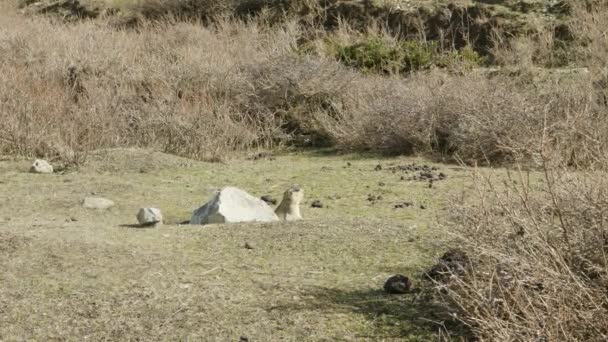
0,13,297,162
438,156,608,340
431,5,608,336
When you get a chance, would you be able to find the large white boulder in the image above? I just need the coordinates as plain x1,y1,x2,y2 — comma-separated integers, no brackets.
190,187,279,225
30,159,53,174
82,197,115,210
137,208,163,226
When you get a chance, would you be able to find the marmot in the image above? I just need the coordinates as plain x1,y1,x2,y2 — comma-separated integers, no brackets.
275,186,304,221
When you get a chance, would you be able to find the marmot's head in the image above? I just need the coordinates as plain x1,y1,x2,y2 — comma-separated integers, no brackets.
282,186,304,205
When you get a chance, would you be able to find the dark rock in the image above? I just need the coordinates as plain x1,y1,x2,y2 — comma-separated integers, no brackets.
374,164,382,171
420,205,426,210
346,162,352,167
384,275,412,294
239,336,250,342
378,182,386,186
311,200,323,208
244,242,254,250
260,195,277,205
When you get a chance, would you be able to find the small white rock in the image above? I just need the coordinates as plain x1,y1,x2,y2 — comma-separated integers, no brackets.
82,197,115,210
137,207,163,226
29,159,53,174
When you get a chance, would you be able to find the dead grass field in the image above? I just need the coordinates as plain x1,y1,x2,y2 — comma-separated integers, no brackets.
0,148,480,340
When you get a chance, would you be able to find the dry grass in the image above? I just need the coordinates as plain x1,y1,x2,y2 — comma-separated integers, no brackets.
439,159,608,340
0,10,298,163
431,3,608,340
0,149,468,340
3,0,607,167
3,0,608,339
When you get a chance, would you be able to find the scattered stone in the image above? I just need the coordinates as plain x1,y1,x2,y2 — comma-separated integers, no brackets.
275,186,304,221
374,164,382,171
311,200,323,208
82,197,115,210
136,208,163,226
239,336,250,342
191,187,279,225
378,182,386,186
70,217,78,222
29,159,53,174
346,162,352,167
244,242,254,250
384,275,412,294
420,204,426,210
428,180,433,188
260,195,277,205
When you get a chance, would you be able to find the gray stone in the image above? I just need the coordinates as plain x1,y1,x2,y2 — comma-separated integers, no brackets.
137,208,163,226
30,159,53,174
82,197,115,210
190,187,279,225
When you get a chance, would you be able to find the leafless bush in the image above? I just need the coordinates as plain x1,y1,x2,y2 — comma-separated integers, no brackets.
0,13,298,162
439,154,608,340
434,5,608,338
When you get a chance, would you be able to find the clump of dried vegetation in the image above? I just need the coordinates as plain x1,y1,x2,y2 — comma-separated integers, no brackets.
430,3,608,340
2,0,608,338
3,0,606,166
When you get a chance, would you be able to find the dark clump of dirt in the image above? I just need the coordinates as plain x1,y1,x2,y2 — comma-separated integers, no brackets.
425,249,471,282
311,200,324,208
248,152,275,161
384,274,412,294
367,194,383,203
261,195,277,205
394,201,414,209
390,164,447,182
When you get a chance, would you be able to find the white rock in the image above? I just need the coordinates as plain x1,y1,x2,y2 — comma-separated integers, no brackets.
137,208,163,226
29,159,53,174
82,197,115,210
190,187,279,225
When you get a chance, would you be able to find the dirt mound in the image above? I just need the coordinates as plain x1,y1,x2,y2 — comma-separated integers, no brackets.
425,248,471,282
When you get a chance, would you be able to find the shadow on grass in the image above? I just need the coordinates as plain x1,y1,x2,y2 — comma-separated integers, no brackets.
270,286,472,340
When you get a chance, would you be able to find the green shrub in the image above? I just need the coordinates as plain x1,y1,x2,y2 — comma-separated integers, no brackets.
331,37,483,74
